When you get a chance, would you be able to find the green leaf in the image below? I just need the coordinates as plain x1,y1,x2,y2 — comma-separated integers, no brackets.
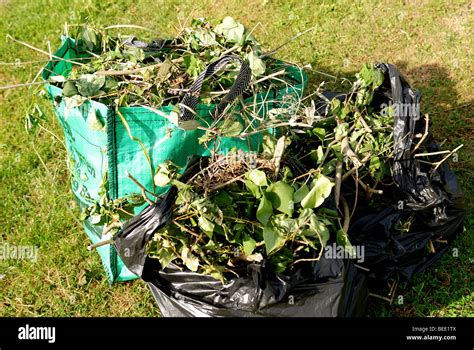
309,216,330,247
247,50,266,77
294,184,309,203
312,127,326,141
152,246,175,268
24,104,46,133
76,74,105,97
301,174,334,209
183,54,204,77
193,28,217,46
104,76,118,92
244,179,261,199
262,134,277,156
256,193,273,225
322,158,337,176
181,247,199,272
198,216,215,239
369,156,381,175
263,225,285,255
266,181,294,215
214,16,245,45
268,247,293,272
242,233,256,256
335,122,349,141
217,119,243,137
81,27,98,51
62,80,78,97
123,47,145,63
310,145,324,164
248,169,267,186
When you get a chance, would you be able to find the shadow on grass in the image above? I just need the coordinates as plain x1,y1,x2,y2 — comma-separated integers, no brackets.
305,62,471,317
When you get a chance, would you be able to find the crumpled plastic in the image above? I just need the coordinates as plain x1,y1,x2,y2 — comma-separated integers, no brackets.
113,63,465,316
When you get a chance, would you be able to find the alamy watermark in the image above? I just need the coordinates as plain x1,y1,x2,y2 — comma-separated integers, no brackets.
0,243,39,263
215,150,258,168
18,324,55,343
324,242,365,263
380,101,420,120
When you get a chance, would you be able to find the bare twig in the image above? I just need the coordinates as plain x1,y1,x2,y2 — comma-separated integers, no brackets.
340,195,351,234
357,178,383,195
414,150,451,157
368,293,392,303
262,26,316,58
341,136,361,168
126,172,158,205
410,114,429,155
334,160,343,208
87,239,114,251
342,153,371,181
6,34,85,66
432,144,463,171
173,220,200,238
0,80,51,90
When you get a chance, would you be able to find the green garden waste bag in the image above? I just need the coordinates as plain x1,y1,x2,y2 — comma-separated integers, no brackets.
42,37,307,283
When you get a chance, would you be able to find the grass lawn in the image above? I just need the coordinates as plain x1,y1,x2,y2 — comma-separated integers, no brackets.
0,0,472,317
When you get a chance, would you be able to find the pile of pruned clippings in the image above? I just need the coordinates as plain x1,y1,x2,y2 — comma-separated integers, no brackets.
49,17,299,111
66,20,460,284
141,63,459,283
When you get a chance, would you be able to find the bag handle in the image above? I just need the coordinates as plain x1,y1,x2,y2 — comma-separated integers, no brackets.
179,55,251,121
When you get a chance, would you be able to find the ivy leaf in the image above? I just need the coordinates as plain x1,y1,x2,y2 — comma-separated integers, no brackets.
309,145,324,164
247,169,267,186
81,27,99,51
266,181,294,215
183,54,204,77
309,216,330,247
244,179,261,199
181,247,199,272
294,184,309,203
312,127,326,141
198,216,215,239
369,156,381,176
262,134,277,156
24,104,46,133
104,76,118,92
193,28,217,46
76,74,105,97
263,225,285,255
247,50,266,77
217,119,242,137
150,246,175,269
123,47,145,64
242,233,256,256
214,16,245,45
62,80,78,97
301,174,334,209
256,193,272,225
